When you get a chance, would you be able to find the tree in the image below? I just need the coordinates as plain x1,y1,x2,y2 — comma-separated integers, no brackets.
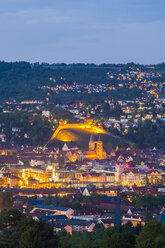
19,226,42,248
71,199,82,210
0,191,13,211
109,230,124,248
103,103,110,117
120,192,127,201
58,156,65,167
136,221,163,248
0,229,19,248
155,234,165,248
0,208,24,227
58,229,71,248
94,222,105,231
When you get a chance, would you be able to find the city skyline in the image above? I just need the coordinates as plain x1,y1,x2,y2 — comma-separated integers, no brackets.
0,1,165,245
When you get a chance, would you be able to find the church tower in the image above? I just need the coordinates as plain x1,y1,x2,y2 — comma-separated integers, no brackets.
96,136,103,159
89,134,95,151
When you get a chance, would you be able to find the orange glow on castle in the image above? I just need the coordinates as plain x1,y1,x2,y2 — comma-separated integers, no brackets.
49,113,107,142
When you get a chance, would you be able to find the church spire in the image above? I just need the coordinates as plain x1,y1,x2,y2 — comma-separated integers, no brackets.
89,134,94,143
89,134,95,151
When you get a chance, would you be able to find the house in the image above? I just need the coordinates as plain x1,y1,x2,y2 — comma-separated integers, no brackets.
42,110,50,118
30,205,74,219
73,208,103,219
80,172,106,182
147,170,162,184
53,219,95,235
12,127,21,134
100,219,114,228
3,174,20,187
0,133,7,142
0,142,17,156
39,214,68,223
0,155,19,166
83,135,107,161
122,214,146,226
82,188,90,196
121,169,146,186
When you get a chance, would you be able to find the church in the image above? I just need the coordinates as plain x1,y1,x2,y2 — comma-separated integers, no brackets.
83,135,107,160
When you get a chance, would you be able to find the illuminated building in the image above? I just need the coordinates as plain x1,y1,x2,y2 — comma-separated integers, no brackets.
83,135,106,160
48,113,107,143
121,169,146,186
21,164,57,184
122,215,146,226
81,172,106,182
3,174,20,187
121,170,141,186
64,221,95,235
89,135,95,151
22,168,47,183
62,150,81,163
74,171,115,183
147,170,162,184
96,137,104,159
28,179,39,188
115,163,124,183
55,170,75,182
0,143,17,156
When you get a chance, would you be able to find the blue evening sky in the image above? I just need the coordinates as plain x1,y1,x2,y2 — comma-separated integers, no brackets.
0,0,165,64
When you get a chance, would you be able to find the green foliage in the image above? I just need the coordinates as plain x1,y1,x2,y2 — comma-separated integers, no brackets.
0,61,146,101
135,194,165,208
58,156,65,167
94,222,105,231
52,107,77,124
0,208,164,248
0,208,24,227
58,222,138,248
0,191,13,211
0,209,59,248
91,192,102,202
125,119,165,148
0,105,79,146
0,112,52,145
136,221,164,248
19,226,42,248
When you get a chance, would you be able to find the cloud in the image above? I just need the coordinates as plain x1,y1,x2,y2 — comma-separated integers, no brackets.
0,0,164,64
0,8,73,24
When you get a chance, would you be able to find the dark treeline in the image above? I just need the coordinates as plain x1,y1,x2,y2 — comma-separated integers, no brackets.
0,208,164,248
0,192,165,247
0,106,77,146
0,61,165,101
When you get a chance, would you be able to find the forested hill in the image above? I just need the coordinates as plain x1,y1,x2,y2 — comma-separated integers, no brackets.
0,61,165,101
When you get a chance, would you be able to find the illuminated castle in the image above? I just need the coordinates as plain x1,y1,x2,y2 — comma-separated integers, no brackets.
83,135,106,160
49,113,107,143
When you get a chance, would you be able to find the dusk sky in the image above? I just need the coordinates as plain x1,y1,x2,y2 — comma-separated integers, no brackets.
0,0,165,64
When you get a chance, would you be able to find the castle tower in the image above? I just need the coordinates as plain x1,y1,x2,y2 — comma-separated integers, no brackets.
89,134,95,151
59,119,64,126
85,112,94,125
96,136,103,159
87,112,91,119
